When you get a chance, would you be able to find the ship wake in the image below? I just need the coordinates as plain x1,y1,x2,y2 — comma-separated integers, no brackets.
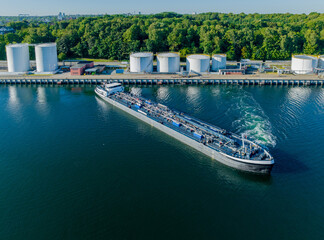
227,88,276,148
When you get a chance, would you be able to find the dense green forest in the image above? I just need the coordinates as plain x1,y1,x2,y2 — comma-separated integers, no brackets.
0,12,323,61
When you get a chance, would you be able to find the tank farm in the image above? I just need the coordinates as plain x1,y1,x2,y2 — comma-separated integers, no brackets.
1,48,323,85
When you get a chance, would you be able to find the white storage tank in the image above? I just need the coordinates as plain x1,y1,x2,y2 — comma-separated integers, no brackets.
186,54,210,73
157,52,180,73
291,55,318,74
6,43,30,73
318,55,324,69
211,54,226,71
35,43,58,72
130,52,153,73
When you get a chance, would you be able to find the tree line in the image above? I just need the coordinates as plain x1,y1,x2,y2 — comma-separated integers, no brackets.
0,12,323,61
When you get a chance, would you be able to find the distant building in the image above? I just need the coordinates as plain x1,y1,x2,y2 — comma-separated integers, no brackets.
0,26,15,35
57,12,66,21
18,14,29,21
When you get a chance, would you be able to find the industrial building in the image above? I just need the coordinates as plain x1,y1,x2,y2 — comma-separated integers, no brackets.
157,52,180,73
291,55,318,74
70,61,94,75
6,43,30,73
186,54,210,73
70,64,87,75
35,43,58,73
85,65,105,75
130,52,153,73
211,54,226,71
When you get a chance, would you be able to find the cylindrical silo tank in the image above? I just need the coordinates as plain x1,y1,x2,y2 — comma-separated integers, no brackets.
6,43,30,73
318,56,324,69
211,54,226,71
157,52,180,73
130,52,153,73
35,43,58,72
291,55,318,74
186,54,210,73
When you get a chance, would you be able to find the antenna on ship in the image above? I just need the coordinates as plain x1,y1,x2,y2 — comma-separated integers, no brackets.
242,133,246,153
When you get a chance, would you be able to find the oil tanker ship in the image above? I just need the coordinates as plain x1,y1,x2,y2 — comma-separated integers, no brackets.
95,83,274,174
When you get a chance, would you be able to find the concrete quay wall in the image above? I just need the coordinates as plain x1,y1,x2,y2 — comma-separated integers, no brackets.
0,78,323,86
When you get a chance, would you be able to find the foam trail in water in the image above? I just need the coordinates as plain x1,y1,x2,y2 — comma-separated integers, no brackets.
228,88,276,147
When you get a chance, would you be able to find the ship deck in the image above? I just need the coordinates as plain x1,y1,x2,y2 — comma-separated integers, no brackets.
103,88,272,162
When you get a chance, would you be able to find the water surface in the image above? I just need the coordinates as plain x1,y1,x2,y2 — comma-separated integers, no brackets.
0,85,323,239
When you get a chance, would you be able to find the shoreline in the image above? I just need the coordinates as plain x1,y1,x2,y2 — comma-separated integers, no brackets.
0,72,323,80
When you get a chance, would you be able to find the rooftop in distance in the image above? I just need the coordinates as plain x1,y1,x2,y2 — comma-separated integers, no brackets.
157,52,180,57
213,54,226,57
35,43,57,48
130,52,153,57
187,54,210,59
6,43,29,48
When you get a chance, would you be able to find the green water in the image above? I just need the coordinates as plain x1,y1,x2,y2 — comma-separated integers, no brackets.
0,85,323,239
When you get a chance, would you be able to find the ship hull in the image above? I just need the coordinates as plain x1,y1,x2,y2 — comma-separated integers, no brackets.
95,89,273,174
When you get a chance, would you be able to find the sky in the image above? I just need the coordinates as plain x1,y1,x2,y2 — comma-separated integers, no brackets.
0,0,323,16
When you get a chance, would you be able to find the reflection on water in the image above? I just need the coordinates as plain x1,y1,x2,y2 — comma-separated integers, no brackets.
285,87,311,118
314,88,324,114
95,96,112,122
95,96,110,111
278,87,312,135
36,87,49,116
156,87,170,102
37,87,47,104
7,86,22,122
130,87,142,96
287,87,311,104
211,87,220,96
185,87,202,112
